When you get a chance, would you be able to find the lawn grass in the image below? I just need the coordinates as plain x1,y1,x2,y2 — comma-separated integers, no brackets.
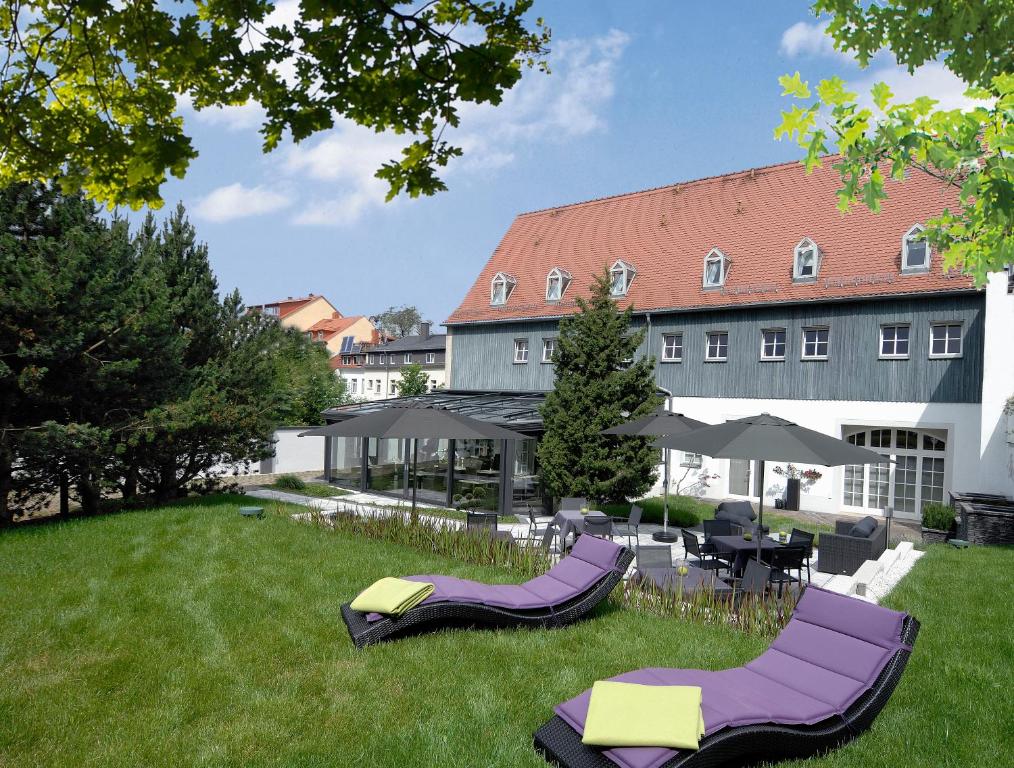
1,496,1010,767
261,481,353,498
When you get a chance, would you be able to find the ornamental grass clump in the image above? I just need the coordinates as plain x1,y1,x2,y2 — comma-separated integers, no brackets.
613,577,798,637
274,474,308,491
307,502,553,580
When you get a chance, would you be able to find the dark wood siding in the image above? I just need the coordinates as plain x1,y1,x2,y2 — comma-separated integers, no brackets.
448,294,985,403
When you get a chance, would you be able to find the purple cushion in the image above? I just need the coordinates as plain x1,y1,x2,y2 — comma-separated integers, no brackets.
362,537,625,622
554,587,909,768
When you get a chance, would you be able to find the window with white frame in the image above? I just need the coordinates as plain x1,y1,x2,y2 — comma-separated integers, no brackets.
661,333,683,362
349,379,357,394
389,381,397,395
880,324,910,359
801,327,829,360
263,305,279,317
609,260,636,296
793,238,820,280
902,224,930,272
513,338,529,363
403,353,412,364
490,272,517,305
705,331,728,361
546,267,572,301
929,322,962,358
760,328,786,360
703,248,729,288
425,352,436,364
366,379,373,391
541,338,556,363
375,379,381,391
680,452,703,469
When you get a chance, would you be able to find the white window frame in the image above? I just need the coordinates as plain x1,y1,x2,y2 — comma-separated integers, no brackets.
403,353,412,364
929,322,963,359
879,323,911,360
793,237,820,281
425,352,436,364
902,224,930,273
541,338,556,363
702,248,729,288
661,333,683,362
389,380,397,395
349,379,357,394
801,326,829,361
609,260,636,297
366,379,373,391
760,328,786,361
680,452,703,469
545,267,572,302
513,338,529,364
491,272,517,305
705,331,728,362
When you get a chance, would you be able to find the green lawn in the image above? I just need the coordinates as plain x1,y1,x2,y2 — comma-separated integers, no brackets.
1,496,1010,767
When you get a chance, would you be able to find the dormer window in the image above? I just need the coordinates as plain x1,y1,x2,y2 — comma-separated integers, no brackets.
703,248,729,288
546,267,572,302
609,260,636,296
491,272,516,305
902,225,929,273
793,238,821,281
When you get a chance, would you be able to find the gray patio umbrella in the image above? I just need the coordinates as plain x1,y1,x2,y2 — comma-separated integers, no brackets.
300,404,529,521
654,413,889,560
602,408,709,543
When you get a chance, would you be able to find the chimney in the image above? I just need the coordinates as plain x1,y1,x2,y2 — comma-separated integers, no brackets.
420,321,431,339
332,311,341,319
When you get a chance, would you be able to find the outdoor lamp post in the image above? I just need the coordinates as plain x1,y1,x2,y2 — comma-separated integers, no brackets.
884,506,893,546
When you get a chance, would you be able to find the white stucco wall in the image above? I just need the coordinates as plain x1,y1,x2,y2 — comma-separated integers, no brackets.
337,368,447,401
260,427,324,474
656,396,984,520
978,271,1014,495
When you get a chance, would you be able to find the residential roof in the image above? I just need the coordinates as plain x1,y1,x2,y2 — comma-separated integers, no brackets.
254,294,336,319
307,315,366,336
323,390,546,431
372,333,447,352
445,158,973,325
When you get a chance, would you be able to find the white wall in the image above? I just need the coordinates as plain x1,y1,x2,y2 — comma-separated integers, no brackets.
659,396,984,519
978,272,1014,494
337,368,447,401
259,427,324,475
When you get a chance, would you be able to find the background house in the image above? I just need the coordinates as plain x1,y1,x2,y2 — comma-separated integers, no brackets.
348,322,447,400
441,158,1013,519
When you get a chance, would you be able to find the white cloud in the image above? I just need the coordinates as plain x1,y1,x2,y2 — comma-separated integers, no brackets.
780,20,837,58
177,94,267,132
194,183,292,222
284,29,631,226
852,61,985,113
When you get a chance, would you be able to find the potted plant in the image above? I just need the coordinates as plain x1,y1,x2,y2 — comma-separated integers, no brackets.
921,502,955,544
771,464,823,511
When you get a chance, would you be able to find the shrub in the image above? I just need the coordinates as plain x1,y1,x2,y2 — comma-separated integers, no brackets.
274,474,307,491
922,502,955,531
600,495,711,528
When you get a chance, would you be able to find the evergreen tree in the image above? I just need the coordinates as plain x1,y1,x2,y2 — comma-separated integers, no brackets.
538,270,662,505
395,363,430,397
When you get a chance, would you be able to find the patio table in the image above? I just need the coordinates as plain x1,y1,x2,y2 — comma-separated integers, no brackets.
710,534,782,577
633,565,733,597
553,509,607,552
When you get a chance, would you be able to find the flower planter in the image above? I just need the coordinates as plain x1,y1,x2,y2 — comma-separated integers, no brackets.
784,478,801,511
921,526,949,544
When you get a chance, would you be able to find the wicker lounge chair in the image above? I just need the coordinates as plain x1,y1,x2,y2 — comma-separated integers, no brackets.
534,586,919,768
341,535,634,648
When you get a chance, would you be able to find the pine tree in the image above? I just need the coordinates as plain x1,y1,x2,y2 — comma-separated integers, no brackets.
538,270,662,505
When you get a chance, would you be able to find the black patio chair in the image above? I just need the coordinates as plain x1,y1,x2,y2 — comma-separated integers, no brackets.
635,544,672,570
768,545,806,598
702,518,736,568
581,515,613,540
789,528,815,582
739,557,772,596
681,528,726,573
466,511,498,533
515,506,552,545
612,504,643,548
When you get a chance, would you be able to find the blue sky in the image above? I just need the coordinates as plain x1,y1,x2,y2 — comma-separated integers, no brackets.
157,0,973,325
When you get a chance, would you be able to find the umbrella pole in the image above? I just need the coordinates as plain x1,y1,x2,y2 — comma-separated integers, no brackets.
756,459,765,561
652,447,678,543
411,438,419,525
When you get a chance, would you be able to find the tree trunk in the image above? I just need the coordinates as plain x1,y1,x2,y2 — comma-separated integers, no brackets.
0,448,12,527
77,474,100,515
121,462,138,502
59,472,70,517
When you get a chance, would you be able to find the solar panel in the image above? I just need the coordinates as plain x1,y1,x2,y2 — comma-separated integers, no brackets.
340,335,355,354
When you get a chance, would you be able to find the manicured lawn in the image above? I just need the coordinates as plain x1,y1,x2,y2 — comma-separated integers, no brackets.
261,481,353,498
1,496,1010,767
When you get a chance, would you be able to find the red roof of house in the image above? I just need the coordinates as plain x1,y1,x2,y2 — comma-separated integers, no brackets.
307,315,365,337
254,294,335,319
445,158,973,325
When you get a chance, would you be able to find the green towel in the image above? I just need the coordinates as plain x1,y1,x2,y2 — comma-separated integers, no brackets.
582,681,705,750
350,577,435,616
